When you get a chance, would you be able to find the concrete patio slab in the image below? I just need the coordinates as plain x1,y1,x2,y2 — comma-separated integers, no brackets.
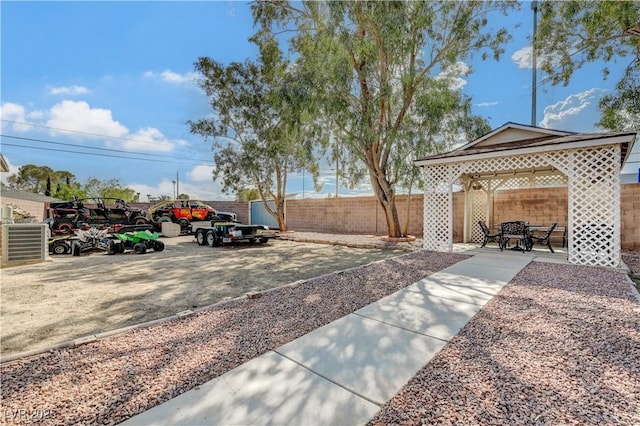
121,351,380,426
275,314,447,405
458,252,534,270
443,261,526,283
356,288,483,340
414,274,504,304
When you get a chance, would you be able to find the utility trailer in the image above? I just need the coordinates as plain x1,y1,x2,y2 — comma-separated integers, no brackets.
194,221,279,247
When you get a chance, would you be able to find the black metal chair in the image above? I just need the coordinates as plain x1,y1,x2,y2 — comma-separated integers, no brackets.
500,221,532,252
531,222,558,253
478,221,500,247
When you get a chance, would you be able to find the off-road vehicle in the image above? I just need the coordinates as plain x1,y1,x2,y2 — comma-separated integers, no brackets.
148,199,220,232
48,197,149,235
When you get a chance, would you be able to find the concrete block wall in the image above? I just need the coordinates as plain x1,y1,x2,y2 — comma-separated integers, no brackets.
492,187,568,229
204,201,250,224
621,183,640,250
285,194,425,236
283,183,639,249
1,197,48,221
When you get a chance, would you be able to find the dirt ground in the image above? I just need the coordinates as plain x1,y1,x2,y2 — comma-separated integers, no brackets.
0,236,406,357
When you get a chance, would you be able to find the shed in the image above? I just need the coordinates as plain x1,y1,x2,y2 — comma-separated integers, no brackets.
414,122,636,268
0,189,62,222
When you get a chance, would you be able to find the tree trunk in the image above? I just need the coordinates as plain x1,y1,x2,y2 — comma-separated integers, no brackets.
370,173,402,237
275,197,287,232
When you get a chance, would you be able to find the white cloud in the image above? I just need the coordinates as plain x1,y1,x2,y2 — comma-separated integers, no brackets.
539,88,607,131
0,102,30,131
475,101,499,107
188,165,215,182
47,100,128,138
144,70,199,85
511,45,558,70
3,100,183,156
512,46,533,69
48,85,91,96
119,127,174,152
435,61,470,91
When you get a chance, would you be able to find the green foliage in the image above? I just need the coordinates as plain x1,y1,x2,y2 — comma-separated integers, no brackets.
4,164,140,201
189,27,327,231
84,178,138,201
236,188,261,201
5,164,84,199
536,0,640,130
253,0,512,236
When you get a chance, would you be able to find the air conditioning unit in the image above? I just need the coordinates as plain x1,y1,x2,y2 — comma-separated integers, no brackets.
1,223,48,266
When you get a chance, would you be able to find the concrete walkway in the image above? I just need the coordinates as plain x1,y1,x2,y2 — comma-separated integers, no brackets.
121,252,533,426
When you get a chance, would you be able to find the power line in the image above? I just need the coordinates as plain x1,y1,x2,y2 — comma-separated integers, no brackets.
0,142,212,166
0,134,214,165
0,119,192,150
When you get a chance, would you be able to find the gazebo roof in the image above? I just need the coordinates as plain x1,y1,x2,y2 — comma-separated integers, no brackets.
415,122,637,168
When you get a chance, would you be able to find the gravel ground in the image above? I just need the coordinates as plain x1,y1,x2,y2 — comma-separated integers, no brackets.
0,237,408,357
2,246,638,426
369,261,640,426
0,250,466,425
623,250,640,292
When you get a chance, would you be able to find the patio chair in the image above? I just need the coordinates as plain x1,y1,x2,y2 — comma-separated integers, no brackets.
531,222,557,253
500,221,531,252
478,221,500,247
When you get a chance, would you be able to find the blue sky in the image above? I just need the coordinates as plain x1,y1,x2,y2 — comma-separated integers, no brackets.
1,1,638,201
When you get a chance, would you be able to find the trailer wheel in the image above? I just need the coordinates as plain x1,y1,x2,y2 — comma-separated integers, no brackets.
154,241,165,252
196,229,207,246
133,243,147,254
258,237,269,244
206,230,218,247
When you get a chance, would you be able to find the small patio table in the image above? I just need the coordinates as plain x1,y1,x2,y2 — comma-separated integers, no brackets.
499,221,532,252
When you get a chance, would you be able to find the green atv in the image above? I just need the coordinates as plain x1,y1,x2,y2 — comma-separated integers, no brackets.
113,226,165,254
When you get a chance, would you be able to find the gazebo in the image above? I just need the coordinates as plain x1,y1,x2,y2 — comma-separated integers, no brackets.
414,122,636,268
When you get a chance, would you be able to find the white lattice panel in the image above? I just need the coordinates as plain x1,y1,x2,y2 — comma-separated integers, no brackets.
422,164,458,251
422,145,621,267
470,189,488,243
533,174,568,187
566,147,620,266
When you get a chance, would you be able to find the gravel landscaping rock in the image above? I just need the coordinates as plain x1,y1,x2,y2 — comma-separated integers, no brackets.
0,237,406,356
369,261,640,426
0,250,466,425
3,242,638,426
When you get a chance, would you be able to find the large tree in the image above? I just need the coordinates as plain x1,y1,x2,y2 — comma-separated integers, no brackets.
253,1,515,237
189,33,324,231
535,0,640,131
83,177,139,201
5,164,83,199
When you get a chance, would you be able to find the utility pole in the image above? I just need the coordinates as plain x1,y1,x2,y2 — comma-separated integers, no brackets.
176,171,179,199
531,0,538,126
